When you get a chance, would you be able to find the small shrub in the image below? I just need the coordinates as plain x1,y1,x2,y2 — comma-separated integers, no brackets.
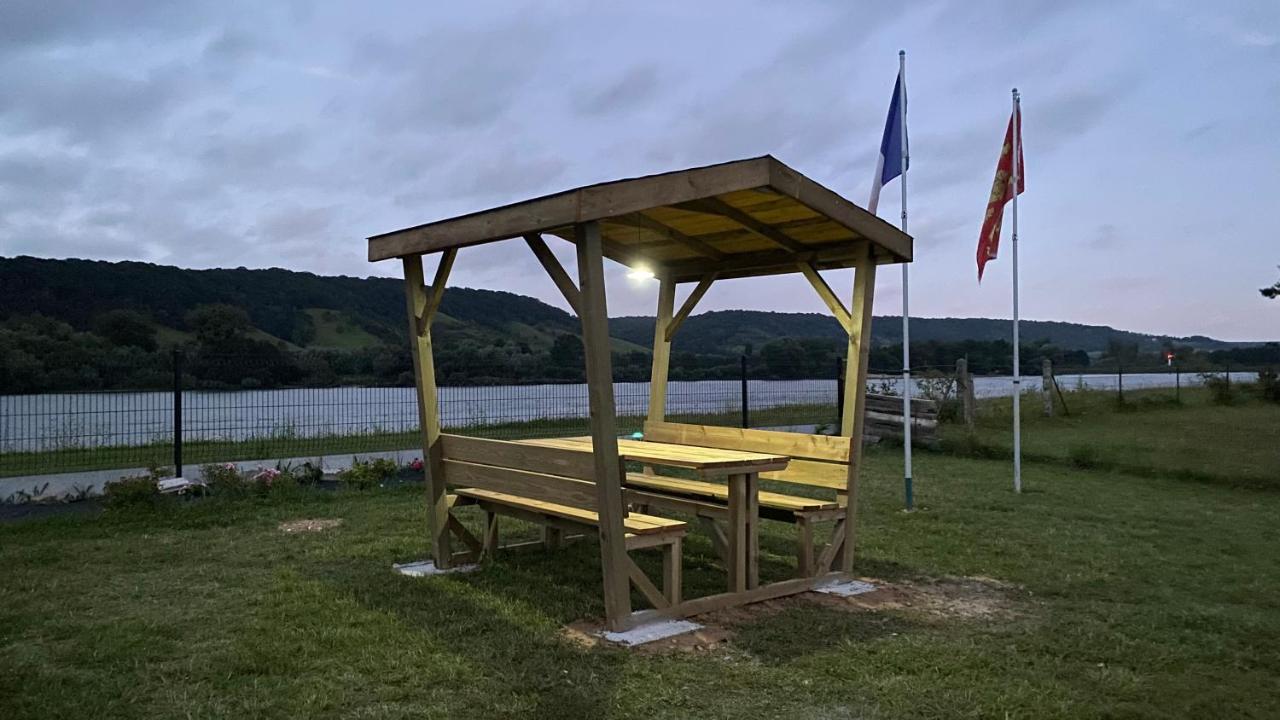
338,457,398,490
1200,373,1236,405
104,473,161,510
1258,369,1280,403
1067,444,1099,469
296,461,324,486
202,463,251,499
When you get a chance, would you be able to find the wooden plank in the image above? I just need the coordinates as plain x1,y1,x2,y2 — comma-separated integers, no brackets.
624,473,835,511
745,472,759,590
523,233,581,315
453,487,683,535
759,459,848,490
797,262,851,334
608,212,726,260
441,434,598,481
576,221,633,631
402,254,452,568
632,573,845,622
443,459,600,510
840,244,877,573
642,421,850,463
421,248,457,329
368,157,772,261
665,272,717,341
625,488,729,521
447,514,484,557
797,518,815,577
662,537,682,605
648,273,675,423
518,436,790,475
673,197,806,253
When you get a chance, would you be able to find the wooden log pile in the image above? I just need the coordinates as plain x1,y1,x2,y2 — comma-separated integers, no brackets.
862,393,940,447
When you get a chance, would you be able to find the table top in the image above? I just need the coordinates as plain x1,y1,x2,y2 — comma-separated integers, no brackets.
515,436,790,476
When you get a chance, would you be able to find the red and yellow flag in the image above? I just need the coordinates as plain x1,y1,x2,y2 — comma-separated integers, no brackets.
977,109,1024,281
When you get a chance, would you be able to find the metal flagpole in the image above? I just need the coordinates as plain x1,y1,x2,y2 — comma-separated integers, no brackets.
1010,88,1022,493
899,50,913,511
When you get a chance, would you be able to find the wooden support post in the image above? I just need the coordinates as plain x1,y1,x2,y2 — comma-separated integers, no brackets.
575,221,633,631
662,536,683,605
648,273,675,424
541,526,562,551
957,358,976,429
797,517,815,577
840,246,876,574
403,252,455,568
1042,358,1054,417
665,272,717,341
798,262,852,334
524,234,582,315
483,511,499,556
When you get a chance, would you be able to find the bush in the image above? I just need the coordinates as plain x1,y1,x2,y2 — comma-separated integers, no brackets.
337,457,398,490
202,463,250,499
1200,373,1236,405
103,466,168,510
1258,369,1280,403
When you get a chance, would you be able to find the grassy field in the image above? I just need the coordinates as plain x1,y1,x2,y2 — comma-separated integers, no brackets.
941,385,1280,489
3,401,1279,718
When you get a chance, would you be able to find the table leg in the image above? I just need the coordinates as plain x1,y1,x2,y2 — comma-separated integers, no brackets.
746,472,759,590
727,473,747,593
726,472,760,593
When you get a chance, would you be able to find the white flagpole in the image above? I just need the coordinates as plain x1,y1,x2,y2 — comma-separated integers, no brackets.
899,50,913,511
1010,88,1022,493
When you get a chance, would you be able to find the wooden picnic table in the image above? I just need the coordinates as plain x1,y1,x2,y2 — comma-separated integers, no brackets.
515,436,790,592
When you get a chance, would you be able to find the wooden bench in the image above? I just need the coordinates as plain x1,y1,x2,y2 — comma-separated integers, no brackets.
626,421,852,577
439,433,687,608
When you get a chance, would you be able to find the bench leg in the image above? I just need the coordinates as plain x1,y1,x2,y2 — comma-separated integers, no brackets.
482,511,499,557
662,536,683,605
797,517,816,577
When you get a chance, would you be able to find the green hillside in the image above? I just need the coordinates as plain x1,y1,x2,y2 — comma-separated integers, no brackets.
0,256,1272,393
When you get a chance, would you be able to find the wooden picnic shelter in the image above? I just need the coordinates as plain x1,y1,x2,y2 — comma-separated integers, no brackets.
368,155,913,631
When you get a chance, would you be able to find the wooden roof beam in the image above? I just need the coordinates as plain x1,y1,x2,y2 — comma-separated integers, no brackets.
524,234,581,316
797,261,851,334
665,272,718,341
606,213,726,261
673,197,806,253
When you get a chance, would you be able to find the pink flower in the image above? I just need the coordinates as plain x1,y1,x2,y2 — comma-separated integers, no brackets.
409,458,424,472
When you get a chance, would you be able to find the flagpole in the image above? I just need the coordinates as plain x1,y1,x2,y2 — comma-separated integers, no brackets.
898,50,913,511
1010,88,1022,494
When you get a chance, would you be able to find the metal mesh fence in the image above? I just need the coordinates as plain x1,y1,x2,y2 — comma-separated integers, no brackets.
0,352,1265,479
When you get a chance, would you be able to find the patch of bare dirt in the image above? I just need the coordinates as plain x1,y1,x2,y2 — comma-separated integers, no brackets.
278,518,343,533
834,575,1021,620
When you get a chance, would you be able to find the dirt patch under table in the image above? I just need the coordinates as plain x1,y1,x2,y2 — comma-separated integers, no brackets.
278,518,343,533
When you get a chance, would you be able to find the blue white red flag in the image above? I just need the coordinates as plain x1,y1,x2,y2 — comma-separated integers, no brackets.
868,71,907,214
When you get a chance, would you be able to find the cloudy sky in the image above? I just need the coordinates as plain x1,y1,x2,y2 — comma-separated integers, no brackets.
2,1,1277,340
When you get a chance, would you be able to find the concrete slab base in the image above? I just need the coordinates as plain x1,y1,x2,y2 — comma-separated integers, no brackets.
600,618,702,646
392,560,478,577
814,578,877,597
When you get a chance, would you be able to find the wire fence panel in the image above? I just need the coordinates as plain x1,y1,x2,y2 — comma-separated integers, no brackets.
0,352,1267,480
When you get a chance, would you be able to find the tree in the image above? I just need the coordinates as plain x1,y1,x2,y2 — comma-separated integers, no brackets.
92,309,157,350
1262,267,1280,299
185,304,250,344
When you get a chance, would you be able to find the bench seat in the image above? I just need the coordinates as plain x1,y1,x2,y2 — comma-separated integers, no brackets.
454,487,687,535
624,473,837,513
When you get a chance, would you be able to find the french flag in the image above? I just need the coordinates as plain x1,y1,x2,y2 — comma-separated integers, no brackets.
867,70,907,214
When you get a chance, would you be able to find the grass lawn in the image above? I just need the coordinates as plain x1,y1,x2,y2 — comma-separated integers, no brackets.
3,438,1279,718
941,385,1280,489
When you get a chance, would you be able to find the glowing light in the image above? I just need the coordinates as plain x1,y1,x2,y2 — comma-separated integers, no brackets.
627,267,655,280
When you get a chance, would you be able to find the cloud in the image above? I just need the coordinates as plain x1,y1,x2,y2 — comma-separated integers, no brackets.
573,65,662,117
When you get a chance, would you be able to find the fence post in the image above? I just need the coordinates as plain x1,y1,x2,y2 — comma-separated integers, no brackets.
1117,363,1124,403
739,354,749,429
1175,362,1181,402
956,358,975,429
172,349,183,477
1041,358,1054,416
835,356,846,432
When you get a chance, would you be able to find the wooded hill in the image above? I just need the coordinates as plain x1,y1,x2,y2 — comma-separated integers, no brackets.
1,256,1271,392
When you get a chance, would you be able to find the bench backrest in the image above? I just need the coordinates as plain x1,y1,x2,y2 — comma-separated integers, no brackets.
642,421,852,492
438,434,603,510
